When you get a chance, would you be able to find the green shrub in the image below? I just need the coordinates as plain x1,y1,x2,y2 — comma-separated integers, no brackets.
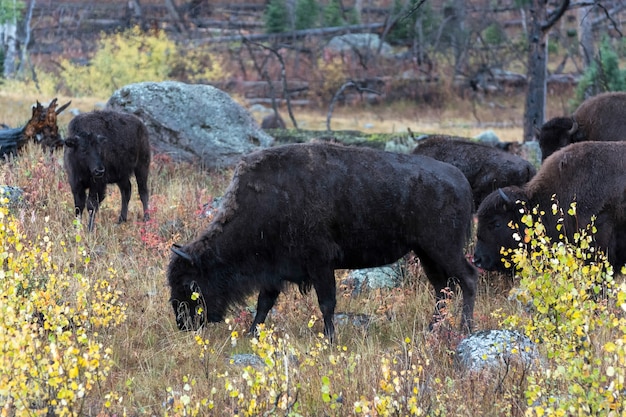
502,202,626,415
483,23,506,46
574,37,626,105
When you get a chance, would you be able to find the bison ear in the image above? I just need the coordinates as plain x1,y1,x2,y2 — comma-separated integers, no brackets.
64,136,79,148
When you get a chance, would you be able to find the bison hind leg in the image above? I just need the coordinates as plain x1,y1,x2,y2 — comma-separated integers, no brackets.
135,164,150,222
117,178,132,223
310,268,337,343
417,251,477,333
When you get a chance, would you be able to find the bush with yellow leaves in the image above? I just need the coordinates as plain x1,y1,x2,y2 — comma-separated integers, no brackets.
0,205,126,416
502,201,626,416
58,26,225,98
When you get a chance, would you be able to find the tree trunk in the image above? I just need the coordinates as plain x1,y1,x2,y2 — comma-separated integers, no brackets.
577,5,596,99
2,21,17,79
449,0,467,77
522,2,548,142
16,0,35,79
522,0,569,143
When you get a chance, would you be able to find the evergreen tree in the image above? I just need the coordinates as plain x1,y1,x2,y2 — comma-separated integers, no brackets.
264,0,288,34
295,0,319,30
323,0,344,27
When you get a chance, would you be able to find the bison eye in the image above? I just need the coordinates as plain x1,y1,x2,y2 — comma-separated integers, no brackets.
490,221,502,230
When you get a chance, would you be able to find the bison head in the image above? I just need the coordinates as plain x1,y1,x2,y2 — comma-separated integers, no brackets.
473,187,529,272
167,244,228,331
537,117,580,162
64,132,108,179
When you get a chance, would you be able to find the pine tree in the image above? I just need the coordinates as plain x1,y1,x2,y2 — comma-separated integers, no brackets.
265,0,288,34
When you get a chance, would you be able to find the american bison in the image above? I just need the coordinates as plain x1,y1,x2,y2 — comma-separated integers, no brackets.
473,141,626,272
412,135,536,207
63,110,151,232
537,92,626,161
168,142,478,341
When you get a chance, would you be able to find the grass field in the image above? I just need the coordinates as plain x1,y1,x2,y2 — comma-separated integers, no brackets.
1,91,622,416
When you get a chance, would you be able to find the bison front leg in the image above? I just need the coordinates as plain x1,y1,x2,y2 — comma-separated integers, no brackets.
250,287,281,335
86,186,106,232
71,186,87,220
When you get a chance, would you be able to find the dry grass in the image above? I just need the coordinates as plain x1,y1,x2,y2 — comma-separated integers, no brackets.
0,92,553,415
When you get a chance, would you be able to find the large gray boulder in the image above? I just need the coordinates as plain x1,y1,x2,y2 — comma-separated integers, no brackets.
326,33,394,59
106,81,274,169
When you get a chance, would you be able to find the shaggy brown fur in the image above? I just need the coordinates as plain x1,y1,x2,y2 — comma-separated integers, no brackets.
538,92,626,161
63,110,151,232
412,136,536,207
168,142,478,341
474,141,626,271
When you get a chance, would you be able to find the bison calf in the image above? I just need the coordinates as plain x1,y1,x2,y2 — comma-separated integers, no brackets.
168,142,478,342
63,110,151,231
538,92,626,161
473,141,626,272
412,135,536,208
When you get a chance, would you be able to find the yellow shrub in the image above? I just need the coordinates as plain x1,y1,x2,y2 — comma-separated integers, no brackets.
0,206,126,416
503,202,626,415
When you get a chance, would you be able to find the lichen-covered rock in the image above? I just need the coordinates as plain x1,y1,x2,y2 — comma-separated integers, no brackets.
456,329,539,372
346,264,403,291
0,185,24,207
107,81,274,169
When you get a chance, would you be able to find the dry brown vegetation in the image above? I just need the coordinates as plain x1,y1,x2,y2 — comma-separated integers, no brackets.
0,92,584,415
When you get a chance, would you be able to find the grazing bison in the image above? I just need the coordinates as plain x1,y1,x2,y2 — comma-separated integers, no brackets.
63,110,151,232
473,141,626,272
168,142,478,341
538,92,626,161
412,136,536,207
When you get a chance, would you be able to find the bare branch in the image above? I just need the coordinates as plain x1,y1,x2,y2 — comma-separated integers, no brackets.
243,38,298,129
542,0,570,31
595,2,624,37
326,81,381,131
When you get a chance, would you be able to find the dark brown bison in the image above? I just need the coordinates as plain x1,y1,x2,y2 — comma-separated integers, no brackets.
538,92,626,161
473,141,626,272
261,113,286,129
63,110,151,232
412,136,536,207
168,142,478,341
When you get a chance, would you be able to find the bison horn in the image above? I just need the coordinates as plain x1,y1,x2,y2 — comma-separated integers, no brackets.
567,119,578,135
498,188,513,204
171,244,194,263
